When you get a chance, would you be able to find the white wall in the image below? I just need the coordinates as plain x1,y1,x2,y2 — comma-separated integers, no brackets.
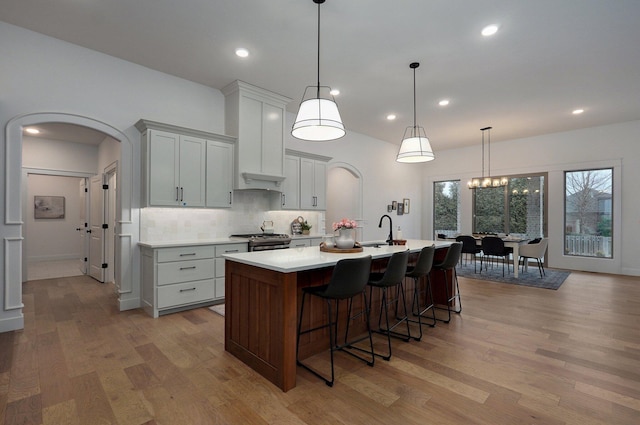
26,175,83,261
422,121,640,276
23,137,99,173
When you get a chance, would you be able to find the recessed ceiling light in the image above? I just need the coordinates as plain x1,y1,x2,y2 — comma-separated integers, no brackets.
572,108,585,115
481,24,499,37
25,127,40,134
329,89,340,96
386,114,396,120
438,99,450,106
235,48,249,58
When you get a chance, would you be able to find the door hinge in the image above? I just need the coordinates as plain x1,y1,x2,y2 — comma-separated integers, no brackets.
84,257,88,262
85,187,88,192
101,263,108,269
84,222,88,228
102,184,109,190
102,223,108,229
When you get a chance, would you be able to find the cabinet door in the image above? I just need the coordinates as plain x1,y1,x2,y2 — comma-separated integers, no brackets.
178,135,206,207
148,130,179,206
262,102,285,177
281,155,300,209
299,157,315,209
206,140,234,208
313,160,327,210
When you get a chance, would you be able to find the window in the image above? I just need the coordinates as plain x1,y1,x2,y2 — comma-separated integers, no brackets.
433,180,460,237
564,168,613,258
472,174,546,238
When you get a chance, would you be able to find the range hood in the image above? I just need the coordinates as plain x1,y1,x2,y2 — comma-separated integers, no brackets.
222,80,292,190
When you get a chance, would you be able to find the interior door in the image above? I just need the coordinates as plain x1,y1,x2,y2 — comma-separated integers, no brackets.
78,178,89,274
89,174,106,282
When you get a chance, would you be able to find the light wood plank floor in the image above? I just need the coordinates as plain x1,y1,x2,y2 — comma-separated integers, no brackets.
1,271,639,424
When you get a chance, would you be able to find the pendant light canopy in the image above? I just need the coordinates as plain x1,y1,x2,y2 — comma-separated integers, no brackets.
292,0,345,142
396,62,435,163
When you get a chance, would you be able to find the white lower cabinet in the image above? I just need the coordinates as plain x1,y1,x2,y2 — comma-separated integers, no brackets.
141,241,247,317
289,237,323,248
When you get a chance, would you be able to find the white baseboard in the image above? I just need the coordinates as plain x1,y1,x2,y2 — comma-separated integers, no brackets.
0,314,24,333
27,254,80,262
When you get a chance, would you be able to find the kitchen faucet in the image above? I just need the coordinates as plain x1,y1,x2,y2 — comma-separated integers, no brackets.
378,214,393,246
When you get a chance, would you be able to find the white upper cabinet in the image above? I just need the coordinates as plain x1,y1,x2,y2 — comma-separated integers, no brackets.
136,119,235,208
281,149,331,211
206,139,234,208
300,157,328,210
280,155,300,210
222,80,292,190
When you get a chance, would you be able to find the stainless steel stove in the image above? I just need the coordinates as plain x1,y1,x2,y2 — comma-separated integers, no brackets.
230,233,292,251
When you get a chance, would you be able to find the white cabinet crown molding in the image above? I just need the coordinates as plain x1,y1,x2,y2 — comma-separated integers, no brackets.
135,119,235,144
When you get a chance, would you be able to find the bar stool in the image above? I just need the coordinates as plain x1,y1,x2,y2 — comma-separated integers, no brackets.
366,250,410,361
406,245,436,340
431,242,463,323
296,255,374,387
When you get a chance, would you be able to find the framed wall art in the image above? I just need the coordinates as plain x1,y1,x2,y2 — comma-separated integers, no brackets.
34,196,65,219
403,198,410,214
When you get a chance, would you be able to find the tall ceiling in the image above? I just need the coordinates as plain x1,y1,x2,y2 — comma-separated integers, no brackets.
3,0,640,151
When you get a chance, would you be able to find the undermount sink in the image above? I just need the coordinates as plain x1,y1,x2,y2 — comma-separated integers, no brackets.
360,240,387,248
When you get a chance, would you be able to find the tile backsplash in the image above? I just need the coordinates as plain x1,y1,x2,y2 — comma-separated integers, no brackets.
140,190,325,242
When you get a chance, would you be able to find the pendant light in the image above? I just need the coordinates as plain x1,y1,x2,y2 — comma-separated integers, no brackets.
467,126,508,188
292,0,345,142
396,62,435,163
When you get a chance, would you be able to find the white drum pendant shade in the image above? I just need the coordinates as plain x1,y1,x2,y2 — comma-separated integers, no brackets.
396,133,435,163
292,96,345,141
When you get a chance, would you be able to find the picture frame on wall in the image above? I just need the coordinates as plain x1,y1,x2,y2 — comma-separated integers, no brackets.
391,201,397,210
34,196,65,219
397,202,404,215
403,198,410,214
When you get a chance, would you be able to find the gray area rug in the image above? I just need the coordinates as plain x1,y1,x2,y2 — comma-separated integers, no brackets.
208,304,225,317
455,260,570,290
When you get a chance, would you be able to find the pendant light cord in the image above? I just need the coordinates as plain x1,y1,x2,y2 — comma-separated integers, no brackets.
316,0,321,98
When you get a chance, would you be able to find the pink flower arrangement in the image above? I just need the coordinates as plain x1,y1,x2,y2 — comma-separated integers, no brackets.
332,218,358,231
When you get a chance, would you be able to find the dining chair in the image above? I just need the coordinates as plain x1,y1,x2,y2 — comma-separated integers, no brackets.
455,235,482,273
518,238,548,278
296,255,374,387
480,236,513,277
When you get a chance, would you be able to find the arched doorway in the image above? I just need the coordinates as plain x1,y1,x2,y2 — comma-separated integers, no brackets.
326,163,363,241
5,112,140,328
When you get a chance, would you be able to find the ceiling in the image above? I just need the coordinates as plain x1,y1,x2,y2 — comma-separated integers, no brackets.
3,0,640,151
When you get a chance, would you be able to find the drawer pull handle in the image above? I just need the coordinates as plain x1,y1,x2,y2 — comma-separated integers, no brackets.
179,253,197,257
179,287,197,292
225,249,239,253
179,266,197,270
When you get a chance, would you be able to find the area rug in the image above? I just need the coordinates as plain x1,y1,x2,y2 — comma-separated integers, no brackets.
208,304,225,317
455,261,570,290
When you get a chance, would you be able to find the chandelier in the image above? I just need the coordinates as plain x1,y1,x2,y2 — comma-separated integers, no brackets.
468,126,508,189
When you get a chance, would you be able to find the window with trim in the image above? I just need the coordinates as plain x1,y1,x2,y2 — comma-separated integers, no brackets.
433,180,460,238
472,174,546,238
564,168,613,258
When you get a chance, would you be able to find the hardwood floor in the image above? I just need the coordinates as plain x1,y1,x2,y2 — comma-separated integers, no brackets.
1,271,639,424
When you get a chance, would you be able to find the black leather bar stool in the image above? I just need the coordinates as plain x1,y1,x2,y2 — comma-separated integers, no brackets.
406,245,436,340
431,242,463,323
366,250,411,360
296,255,374,387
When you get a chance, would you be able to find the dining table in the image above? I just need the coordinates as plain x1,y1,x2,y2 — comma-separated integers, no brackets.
442,235,530,278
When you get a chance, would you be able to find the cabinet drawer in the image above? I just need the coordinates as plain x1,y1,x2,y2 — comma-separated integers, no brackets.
157,279,215,309
157,246,215,263
290,239,311,248
157,259,214,285
215,243,248,257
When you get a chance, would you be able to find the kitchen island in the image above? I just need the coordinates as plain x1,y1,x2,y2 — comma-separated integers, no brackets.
223,239,452,391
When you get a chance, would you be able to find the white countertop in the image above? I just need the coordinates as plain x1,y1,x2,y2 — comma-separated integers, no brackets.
138,238,247,249
222,239,452,273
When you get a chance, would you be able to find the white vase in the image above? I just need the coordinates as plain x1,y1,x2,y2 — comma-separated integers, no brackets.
335,228,355,249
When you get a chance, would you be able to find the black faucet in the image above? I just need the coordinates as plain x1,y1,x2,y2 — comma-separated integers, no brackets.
378,214,393,246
